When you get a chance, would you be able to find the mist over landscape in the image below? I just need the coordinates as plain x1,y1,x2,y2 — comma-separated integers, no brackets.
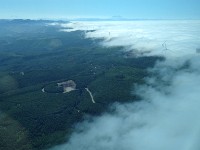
50,20,200,150
61,20,200,57
0,0,200,150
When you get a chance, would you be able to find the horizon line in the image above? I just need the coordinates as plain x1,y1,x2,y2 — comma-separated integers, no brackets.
1,18,200,21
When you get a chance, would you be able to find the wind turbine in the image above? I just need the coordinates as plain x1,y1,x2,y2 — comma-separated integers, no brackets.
161,41,175,55
107,31,111,41
162,41,169,51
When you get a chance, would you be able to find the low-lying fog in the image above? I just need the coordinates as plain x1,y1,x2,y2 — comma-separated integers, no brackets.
50,20,200,150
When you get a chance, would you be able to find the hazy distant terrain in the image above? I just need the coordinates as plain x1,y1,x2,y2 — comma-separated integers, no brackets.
0,20,160,150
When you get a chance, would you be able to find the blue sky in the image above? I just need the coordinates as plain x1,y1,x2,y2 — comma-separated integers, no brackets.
0,0,200,19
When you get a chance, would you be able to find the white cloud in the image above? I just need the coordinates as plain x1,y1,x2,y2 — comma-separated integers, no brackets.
50,20,200,150
50,55,200,150
60,20,200,57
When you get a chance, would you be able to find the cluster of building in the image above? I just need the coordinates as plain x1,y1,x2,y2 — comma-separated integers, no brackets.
57,80,76,93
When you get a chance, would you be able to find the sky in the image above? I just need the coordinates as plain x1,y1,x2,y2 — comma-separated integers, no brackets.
0,0,200,19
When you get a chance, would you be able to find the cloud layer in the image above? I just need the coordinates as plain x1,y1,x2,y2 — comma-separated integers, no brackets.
61,20,200,57
50,20,200,150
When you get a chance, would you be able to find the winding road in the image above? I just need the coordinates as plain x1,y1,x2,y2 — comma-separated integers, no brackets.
85,88,96,103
